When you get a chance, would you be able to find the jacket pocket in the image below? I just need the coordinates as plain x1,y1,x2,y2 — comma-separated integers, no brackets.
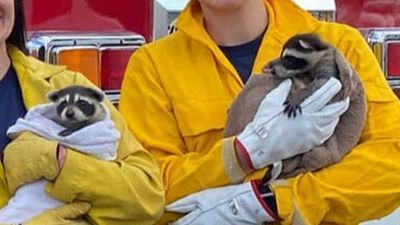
173,99,231,137
361,84,400,140
365,83,399,102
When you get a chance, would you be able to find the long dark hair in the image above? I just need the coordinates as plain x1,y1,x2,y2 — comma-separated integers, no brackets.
7,0,27,54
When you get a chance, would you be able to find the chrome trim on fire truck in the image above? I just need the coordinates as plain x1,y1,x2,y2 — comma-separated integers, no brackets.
366,29,400,78
104,90,121,104
27,32,145,63
99,45,140,52
365,28,400,90
389,79,400,87
26,31,145,103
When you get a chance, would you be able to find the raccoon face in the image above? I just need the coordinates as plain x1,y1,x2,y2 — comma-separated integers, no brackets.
265,34,329,78
55,95,95,124
47,86,105,125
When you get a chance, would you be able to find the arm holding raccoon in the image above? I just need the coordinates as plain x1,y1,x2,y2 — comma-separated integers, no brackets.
232,77,349,173
165,78,349,225
4,73,165,224
226,34,362,178
49,73,165,224
273,30,400,225
118,48,343,208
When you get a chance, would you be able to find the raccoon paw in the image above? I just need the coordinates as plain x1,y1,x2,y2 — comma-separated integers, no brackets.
283,100,302,118
58,129,73,137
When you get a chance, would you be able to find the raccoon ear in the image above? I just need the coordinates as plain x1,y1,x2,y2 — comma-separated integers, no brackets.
89,88,105,102
47,91,59,102
298,40,313,50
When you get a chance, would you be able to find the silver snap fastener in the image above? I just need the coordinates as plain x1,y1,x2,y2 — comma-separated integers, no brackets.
254,124,268,139
228,199,239,215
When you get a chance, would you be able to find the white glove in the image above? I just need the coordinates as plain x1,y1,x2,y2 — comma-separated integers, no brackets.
236,77,350,171
166,182,277,225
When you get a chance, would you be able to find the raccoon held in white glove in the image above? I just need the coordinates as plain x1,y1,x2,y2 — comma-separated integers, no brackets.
224,33,366,179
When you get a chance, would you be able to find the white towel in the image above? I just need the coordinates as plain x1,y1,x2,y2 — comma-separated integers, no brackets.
0,103,120,223
7,103,119,160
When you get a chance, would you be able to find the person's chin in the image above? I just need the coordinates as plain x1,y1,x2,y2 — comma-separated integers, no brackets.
202,0,246,12
217,4,243,12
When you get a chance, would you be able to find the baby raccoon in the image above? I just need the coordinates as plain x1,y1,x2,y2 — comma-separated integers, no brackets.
47,86,107,136
264,33,339,117
225,33,366,178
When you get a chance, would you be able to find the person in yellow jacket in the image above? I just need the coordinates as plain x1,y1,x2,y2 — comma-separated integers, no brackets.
120,0,400,225
0,0,165,224
120,0,400,224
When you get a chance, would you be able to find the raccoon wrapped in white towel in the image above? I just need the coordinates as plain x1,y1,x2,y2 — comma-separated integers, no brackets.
0,86,120,223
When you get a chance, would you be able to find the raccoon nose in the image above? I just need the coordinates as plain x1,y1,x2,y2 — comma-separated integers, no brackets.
65,109,75,119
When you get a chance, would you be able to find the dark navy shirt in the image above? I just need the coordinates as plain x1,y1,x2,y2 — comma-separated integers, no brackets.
219,32,264,84
0,66,27,153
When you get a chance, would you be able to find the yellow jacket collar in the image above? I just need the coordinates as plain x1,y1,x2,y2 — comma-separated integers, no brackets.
7,44,66,108
8,44,65,81
176,0,240,78
176,0,319,48
175,0,320,82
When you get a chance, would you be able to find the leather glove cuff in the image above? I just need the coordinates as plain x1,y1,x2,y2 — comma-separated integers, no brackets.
254,180,278,219
4,132,60,193
236,121,278,170
234,137,257,172
250,180,279,221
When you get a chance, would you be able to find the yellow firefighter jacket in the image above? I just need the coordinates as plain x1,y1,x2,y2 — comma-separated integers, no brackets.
0,45,165,225
119,0,400,224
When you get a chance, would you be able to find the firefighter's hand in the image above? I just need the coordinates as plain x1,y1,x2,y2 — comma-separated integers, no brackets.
24,202,91,225
236,78,349,172
166,182,276,225
3,132,61,194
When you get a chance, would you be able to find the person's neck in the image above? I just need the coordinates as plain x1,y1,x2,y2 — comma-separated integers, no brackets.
201,0,268,46
0,43,11,81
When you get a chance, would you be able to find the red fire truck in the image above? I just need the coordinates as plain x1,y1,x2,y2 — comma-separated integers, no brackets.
23,0,400,101
23,0,399,223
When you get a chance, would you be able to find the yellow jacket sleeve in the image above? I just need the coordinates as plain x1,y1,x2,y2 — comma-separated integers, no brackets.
46,73,165,225
119,48,246,206
272,28,400,225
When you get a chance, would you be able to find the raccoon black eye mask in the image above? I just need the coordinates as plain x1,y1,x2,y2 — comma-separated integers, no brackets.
224,33,366,178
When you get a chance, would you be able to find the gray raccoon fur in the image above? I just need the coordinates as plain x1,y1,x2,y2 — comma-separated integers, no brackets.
224,34,367,178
